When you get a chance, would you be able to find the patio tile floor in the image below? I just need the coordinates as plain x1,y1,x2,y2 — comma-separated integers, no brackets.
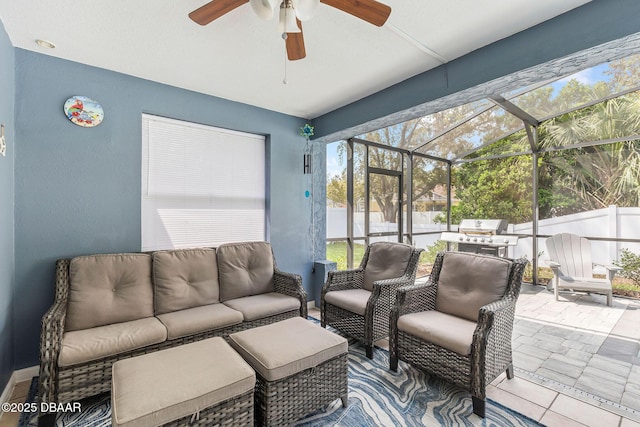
513,284,640,423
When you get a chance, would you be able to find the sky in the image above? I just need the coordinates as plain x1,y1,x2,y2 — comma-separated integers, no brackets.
326,141,343,177
550,63,609,97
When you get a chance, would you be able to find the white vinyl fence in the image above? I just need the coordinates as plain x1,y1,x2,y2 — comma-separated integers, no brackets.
327,206,640,268
511,206,640,268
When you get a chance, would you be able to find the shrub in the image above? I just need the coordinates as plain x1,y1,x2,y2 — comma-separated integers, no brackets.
522,251,542,283
615,248,640,287
424,240,448,264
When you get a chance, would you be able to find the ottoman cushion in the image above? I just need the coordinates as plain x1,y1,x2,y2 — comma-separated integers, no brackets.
228,317,348,382
111,337,255,427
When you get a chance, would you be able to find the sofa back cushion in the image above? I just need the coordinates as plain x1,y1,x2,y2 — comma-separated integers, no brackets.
435,252,511,322
153,248,220,315
217,242,274,302
363,242,413,291
66,254,154,332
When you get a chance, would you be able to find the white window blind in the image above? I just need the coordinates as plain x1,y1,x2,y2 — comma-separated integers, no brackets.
142,114,265,251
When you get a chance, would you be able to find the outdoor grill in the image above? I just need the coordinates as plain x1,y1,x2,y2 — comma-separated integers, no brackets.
440,219,518,257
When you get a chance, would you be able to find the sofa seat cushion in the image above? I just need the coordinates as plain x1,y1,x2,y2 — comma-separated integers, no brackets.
153,248,220,315
111,337,255,427
228,317,348,382
66,254,154,332
436,252,512,322
217,241,274,301
363,242,413,291
397,310,477,356
156,304,243,340
222,293,300,321
324,289,371,316
59,317,167,367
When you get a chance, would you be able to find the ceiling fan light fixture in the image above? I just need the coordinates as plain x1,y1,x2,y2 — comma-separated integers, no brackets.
188,0,391,61
250,0,279,20
278,2,301,33
292,0,320,21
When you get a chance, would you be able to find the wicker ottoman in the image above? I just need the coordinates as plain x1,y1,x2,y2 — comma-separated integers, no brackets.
228,317,348,427
111,337,255,427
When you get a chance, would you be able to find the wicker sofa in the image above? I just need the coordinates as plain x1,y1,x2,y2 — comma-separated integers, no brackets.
38,241,307,412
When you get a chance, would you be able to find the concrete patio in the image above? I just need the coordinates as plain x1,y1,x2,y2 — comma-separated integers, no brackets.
512,284,640,422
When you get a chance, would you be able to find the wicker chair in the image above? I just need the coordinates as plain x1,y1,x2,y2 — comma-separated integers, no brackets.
390,251,527,418
321,242,423,359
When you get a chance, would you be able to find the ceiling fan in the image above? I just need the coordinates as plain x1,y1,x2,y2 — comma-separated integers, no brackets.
189,0,392,61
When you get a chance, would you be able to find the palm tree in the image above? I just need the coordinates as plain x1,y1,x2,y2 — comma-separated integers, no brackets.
540,91,640,211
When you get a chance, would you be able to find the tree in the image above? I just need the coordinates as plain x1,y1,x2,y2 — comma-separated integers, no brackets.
540,92,640,212
443,72,640,223
439,128,534,224
333,119,451,223
606,55,640,92
326,171,347,206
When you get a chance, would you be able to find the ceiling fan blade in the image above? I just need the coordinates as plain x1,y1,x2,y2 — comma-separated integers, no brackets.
189,0,249,25
286,20,306,60
320,0,391,27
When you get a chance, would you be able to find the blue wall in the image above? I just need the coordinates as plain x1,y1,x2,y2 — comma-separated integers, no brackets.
0,21,15,392
13,50,312,368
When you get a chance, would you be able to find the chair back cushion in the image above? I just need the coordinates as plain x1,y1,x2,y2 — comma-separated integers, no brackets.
217,241,274,301
152,248,220,315
363,242,413,291
435,252,511,322
66,254,154,331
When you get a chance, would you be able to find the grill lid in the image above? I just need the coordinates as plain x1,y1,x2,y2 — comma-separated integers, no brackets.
458,219,507,235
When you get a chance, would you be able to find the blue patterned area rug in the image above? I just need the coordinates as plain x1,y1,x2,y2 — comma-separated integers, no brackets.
20,322,543,427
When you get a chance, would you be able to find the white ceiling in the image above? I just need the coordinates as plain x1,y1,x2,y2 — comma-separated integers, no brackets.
0,0,591,119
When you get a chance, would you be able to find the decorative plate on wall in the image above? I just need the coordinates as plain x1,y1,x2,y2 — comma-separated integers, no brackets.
63,96,104,127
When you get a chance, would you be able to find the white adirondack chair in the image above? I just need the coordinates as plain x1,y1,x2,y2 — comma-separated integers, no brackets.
545,233,622,307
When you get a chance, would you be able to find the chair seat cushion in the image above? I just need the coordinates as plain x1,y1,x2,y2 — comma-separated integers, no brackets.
59,317,167,367
324,288,371,316
228,317,348,382
222,292,300,321
557,276,611,292
111,337,255,427
397,310,477,356
156,303,243,340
